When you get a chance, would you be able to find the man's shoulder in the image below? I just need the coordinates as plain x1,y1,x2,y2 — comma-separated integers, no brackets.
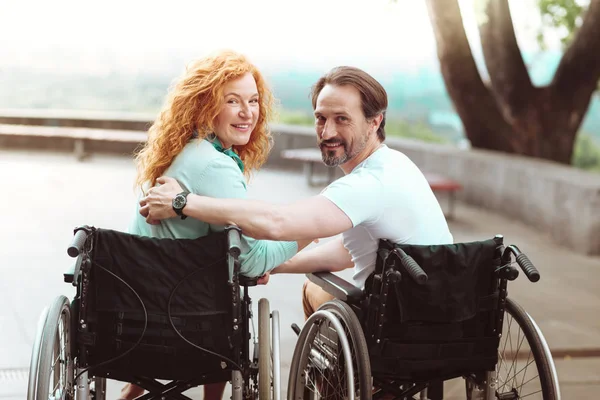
370,145,410,165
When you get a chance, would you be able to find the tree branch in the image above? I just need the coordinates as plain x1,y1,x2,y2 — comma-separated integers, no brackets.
479,0,534,121
552,0,600,128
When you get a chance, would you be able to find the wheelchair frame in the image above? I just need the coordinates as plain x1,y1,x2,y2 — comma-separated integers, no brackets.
288,235,561,400
27,225,280,400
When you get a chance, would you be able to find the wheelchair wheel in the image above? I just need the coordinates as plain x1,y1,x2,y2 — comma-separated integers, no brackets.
258,298,272,400
479,298,560,400
288,300,371,400
27,295,74,400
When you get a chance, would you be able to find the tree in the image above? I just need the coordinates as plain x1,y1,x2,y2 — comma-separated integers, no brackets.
425,0,600,164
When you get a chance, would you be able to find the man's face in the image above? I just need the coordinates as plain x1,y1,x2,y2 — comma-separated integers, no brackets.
314,84,372,167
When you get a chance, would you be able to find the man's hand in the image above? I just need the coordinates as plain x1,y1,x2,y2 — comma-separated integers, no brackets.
139,176,184,224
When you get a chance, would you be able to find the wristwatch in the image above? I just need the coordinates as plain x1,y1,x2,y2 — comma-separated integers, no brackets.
172,190,190,220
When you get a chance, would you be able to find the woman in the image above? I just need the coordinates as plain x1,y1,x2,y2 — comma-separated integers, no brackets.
121,50,312,400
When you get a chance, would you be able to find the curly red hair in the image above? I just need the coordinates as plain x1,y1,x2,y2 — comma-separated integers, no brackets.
135,50,275,189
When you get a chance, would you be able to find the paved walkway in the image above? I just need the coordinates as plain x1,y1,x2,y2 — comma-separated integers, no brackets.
0,149,598,399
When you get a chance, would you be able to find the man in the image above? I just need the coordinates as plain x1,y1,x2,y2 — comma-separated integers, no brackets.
140,66,453,319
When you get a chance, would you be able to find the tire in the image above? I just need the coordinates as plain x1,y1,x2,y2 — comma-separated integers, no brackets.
258,298,272,400
288,300,372,400
29,295,74,400
27,306,49,400
482,298,560,400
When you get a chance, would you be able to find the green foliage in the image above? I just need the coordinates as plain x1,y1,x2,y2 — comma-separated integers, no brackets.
386,120,449,144
275,111,315,126
572,132,600,172
536,0,587,50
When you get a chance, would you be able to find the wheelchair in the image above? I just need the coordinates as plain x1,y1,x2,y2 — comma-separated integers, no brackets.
288,235,561,400
27,225,281,400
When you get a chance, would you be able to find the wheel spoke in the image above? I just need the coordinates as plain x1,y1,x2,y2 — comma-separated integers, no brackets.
492,299,555,400
292,301,369,400
503,358,536,388
518,388,543,398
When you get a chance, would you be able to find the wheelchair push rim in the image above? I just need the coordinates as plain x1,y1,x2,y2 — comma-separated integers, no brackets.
288,300,372,400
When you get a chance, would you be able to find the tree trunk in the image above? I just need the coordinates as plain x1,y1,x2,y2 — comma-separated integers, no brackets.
425,0,515,153
426,0,600,164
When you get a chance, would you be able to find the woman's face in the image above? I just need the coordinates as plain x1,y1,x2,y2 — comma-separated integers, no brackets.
213,72,260,148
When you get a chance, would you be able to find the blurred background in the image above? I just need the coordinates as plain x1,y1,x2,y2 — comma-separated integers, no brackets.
1,0,599,398
0,0,598,167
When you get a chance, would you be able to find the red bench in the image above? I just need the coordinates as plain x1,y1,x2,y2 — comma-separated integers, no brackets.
422,172,462,219
281,148,462,219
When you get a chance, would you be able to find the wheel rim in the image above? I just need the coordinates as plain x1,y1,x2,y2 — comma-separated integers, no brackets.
495,304,545,399
49,305,72,400
298,312,357,400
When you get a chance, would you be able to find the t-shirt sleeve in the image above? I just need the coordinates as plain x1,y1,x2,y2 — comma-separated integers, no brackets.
194,157,298,277
320,169,384,227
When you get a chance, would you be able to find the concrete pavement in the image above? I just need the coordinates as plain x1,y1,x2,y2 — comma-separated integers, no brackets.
0,149,598,399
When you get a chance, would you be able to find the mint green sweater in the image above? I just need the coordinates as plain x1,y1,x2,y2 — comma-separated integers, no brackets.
129,138,298,277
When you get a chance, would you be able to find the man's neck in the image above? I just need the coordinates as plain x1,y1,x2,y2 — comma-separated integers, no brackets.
340,139,383,175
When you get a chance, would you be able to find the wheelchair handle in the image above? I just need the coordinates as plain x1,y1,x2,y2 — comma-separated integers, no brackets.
225,225,242,258
393,249,428,284
505,245,540,283
67,226,90,258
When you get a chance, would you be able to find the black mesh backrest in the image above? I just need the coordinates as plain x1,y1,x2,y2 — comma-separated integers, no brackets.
82,229,234,380
383,239,499,324
365,239,503,380
90,229,230,316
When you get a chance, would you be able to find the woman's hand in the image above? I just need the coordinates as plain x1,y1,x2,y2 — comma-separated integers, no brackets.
139,176,184,224
257,273,270,285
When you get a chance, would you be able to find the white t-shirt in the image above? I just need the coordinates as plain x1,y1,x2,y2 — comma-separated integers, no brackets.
321,145,453,288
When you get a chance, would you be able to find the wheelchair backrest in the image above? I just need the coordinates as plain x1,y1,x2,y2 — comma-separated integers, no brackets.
90,229,231,317
76,229,238,379
375,238,500,326
364,238,504,380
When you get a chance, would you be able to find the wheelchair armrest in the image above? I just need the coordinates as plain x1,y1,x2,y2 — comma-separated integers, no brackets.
239,275,258,287
307,272,363,303
64,262,75,283
64,255,84,285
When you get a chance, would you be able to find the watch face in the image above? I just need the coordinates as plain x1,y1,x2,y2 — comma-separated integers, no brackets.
173,194,185,209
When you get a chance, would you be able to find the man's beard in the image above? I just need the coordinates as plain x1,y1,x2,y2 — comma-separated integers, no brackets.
319,134,368,167
320,140,349,166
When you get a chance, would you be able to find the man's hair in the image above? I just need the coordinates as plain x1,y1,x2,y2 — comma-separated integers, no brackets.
310,66,388,141
135,50,274,189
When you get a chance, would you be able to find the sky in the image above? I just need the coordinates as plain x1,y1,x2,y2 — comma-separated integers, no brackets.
0,0,560,76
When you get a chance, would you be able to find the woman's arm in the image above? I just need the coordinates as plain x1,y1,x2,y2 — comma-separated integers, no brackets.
271,237,354,274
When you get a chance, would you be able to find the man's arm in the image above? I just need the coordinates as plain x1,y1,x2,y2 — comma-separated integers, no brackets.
141,177,353,241
271,237,354,274
184,194,352,241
